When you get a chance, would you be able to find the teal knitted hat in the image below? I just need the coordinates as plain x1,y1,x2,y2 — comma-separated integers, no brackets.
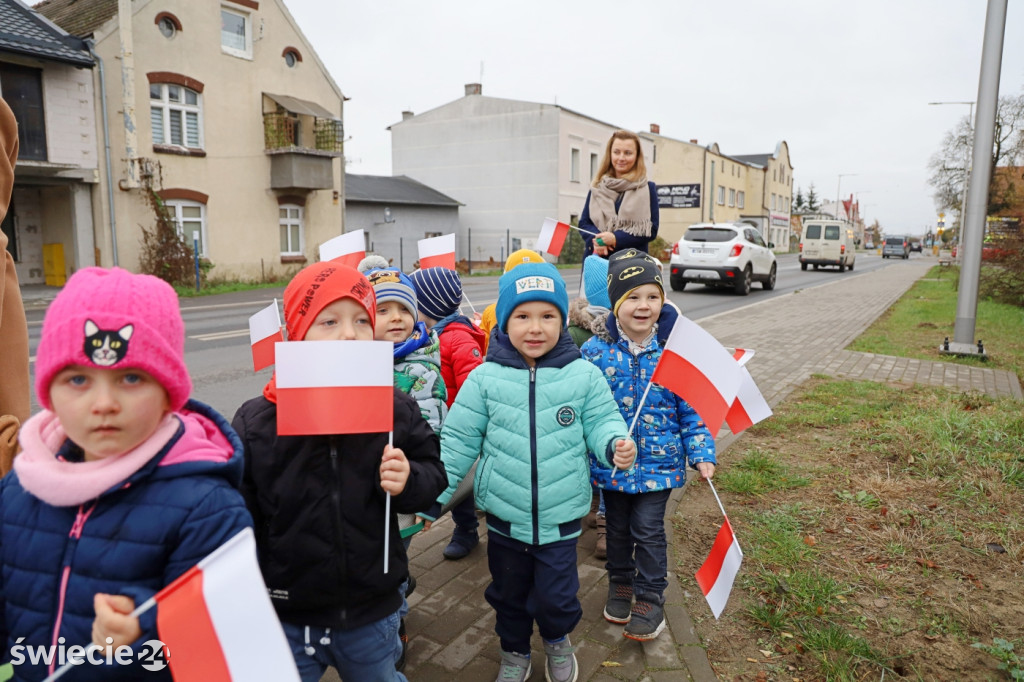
495,262,569,331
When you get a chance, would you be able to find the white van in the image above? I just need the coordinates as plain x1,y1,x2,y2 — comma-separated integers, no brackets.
799,220,856,272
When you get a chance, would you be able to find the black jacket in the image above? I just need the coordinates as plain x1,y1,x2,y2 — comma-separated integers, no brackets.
232,388,445,630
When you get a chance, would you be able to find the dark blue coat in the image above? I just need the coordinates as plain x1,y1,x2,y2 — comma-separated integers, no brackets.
579,180,660,257
0,401,252,681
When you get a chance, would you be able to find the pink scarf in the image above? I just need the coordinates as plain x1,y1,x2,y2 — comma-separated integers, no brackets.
14,410,180,507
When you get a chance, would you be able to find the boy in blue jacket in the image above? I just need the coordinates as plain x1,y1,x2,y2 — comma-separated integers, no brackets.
421,262,636,682
581,250,717,641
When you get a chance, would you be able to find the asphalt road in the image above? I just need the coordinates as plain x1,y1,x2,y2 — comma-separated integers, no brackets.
24,251,924,419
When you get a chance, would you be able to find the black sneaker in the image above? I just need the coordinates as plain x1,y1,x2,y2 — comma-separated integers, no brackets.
623,600,666,641
396,618,408,671
603,582,633,624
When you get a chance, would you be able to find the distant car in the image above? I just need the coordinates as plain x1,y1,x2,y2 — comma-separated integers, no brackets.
910,240,923,253
798,219,856,272
882,236,910,259
669,223,777,296
865,241,875,250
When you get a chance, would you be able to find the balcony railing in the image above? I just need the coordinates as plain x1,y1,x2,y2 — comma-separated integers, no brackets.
263,113,343,157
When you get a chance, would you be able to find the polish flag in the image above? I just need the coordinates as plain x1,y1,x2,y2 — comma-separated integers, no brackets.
248,300,283,372
650,316,742,437
319,230,366,268
725,366,773,434
418,234,456,270
695,518,743,620
274,339,393,435
536,218,571,257
155,528,300,681
731,348,756,367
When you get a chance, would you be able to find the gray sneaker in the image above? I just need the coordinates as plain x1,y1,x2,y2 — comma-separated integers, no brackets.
496,650,532,682
603,582,633,624
543,636,578,682
623,599,666,641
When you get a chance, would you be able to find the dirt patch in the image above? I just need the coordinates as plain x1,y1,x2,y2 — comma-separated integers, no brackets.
670,378,1024,680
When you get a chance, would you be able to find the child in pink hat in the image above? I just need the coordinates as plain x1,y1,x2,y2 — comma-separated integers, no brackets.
1,267,252,680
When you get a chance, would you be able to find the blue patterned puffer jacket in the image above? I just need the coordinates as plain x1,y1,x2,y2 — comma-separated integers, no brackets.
581,305,716,494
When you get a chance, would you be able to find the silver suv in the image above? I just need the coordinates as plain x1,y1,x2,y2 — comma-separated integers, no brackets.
669,223,777,296
882,236,910,259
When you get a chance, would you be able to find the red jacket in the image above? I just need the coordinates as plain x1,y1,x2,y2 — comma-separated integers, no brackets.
435,315,486,408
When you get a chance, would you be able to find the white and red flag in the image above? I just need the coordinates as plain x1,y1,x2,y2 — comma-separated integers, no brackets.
274,339,393,435
248,300,283,372
319,230,366,268
730,348,756,366
650,316,742,437
725,366,772,434
536,218,571,257
418,233,456,270
155,528,299,681
695,517,744,619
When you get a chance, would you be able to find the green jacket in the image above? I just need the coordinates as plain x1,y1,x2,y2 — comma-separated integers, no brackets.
435,329,629,545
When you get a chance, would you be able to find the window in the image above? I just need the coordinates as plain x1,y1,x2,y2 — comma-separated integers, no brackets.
167,200,207,257
737,191,745,209
0,63,46,160
570,148,580,182
284,51,298,68
824,225,841,240
728,189,736,207
805,224,822,239
220,7,251,58
773,168,777,182
771,193,776,210
717,186,725,205
590,153,598,182
150,84,203,148
279,205,303,255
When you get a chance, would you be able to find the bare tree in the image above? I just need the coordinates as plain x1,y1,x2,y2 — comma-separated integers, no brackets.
928,92,1024,225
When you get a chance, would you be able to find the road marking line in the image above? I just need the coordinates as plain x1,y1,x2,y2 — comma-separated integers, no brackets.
190,329,250,341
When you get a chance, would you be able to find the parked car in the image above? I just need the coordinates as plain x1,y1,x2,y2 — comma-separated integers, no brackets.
865,240,875,250
669,223,776,295
798,219,856,272
882,236,910,259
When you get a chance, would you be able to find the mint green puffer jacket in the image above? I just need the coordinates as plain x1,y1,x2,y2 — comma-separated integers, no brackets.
437,329,629,546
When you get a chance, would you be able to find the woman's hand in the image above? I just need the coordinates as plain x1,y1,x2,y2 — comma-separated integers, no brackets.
595,232,617,250
381,445,411,495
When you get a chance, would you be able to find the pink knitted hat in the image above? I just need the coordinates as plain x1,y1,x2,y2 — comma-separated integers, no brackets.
34,267,192,411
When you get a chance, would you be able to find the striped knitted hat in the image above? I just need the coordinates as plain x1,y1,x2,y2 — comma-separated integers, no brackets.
409,267,463,321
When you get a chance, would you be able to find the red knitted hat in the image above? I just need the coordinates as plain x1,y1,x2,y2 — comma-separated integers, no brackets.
282,262,377,341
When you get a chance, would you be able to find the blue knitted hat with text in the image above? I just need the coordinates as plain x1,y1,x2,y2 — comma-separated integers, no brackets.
495,262,569,331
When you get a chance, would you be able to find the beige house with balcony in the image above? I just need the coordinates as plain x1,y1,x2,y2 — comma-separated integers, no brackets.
641,128,794,251
37,0,345,280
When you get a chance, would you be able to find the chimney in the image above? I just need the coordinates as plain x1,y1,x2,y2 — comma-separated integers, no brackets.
689,139,698,144
649,123,660,134
401,110,414,121
465,83,482,96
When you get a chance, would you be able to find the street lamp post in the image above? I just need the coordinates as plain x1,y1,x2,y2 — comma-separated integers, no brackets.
836,173,857,222
929,100,975,253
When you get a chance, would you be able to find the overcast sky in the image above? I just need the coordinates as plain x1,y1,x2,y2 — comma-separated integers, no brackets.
286,0,1024,235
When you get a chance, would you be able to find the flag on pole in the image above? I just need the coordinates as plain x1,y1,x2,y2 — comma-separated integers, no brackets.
536,218,571,257
248,300,283,372
650,316,742,437
155,528,300,681
319,230,366,268
725,366,772,434
275,340,393,435
731,348,756,366
418,234,456,270
695,518,743,619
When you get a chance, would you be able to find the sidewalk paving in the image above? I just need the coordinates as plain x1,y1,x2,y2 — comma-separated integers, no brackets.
318,260,1021,681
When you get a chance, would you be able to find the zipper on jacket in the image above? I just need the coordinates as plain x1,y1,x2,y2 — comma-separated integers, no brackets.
49,501,98,675
529,366,539,545
328,437,349,624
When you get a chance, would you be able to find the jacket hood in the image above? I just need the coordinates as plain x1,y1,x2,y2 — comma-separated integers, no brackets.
14,399,243,506
595,303,679,346
487,327,581,369
435,313,487,343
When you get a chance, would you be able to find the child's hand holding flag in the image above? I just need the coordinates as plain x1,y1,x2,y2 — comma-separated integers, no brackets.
613,438,636,470
380,444,410,496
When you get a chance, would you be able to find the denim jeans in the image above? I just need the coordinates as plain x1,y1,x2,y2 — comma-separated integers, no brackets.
282,613,407,682
603,488,671,605
450,494,479,533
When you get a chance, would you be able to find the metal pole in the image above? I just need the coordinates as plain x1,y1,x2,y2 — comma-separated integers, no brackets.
957,102,975,252
86,40,119,266
192,232,201,292
468,228,472,275
950,0,1007,354
399,237,403,272
709,161,715,222
506,228,510,258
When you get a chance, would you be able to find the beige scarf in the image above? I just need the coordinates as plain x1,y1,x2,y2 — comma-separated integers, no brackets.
589,176,652,238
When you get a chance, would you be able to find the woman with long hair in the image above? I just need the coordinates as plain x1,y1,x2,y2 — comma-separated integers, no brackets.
579,130,659,258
